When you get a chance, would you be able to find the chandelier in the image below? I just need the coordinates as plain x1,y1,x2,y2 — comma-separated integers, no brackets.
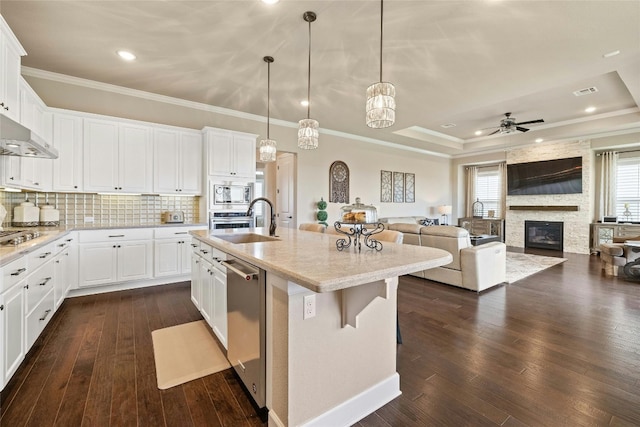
259,56,276,162
366,0,395,129
298,11,319,150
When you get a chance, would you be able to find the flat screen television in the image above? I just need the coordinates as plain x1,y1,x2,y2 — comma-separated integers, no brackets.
507,157,582,195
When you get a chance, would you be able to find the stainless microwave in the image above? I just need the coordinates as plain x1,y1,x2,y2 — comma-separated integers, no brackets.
213,184,252,205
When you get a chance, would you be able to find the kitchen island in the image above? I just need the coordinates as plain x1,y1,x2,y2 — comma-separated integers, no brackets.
190,227,452,427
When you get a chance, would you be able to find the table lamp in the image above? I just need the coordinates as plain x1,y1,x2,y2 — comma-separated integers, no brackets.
438,205,452,225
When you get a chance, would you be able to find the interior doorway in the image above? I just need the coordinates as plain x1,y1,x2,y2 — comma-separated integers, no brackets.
256,152,297,230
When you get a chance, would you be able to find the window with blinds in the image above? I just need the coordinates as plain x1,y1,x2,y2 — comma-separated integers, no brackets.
616,157,640,222
476,166,502,218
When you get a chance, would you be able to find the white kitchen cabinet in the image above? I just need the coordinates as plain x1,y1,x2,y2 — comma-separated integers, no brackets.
53,247,70,309
52,113,84,192
78,229,153,287
0,16,25,122
153,128,202,195
83,118,153,193
190,241,202,309
0,276,25,391
200,258,214,326
204,127,257,180
211,261,227,349
1,156,23,188
154,230,191,277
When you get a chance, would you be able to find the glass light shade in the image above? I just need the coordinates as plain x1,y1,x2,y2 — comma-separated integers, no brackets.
259,139,277,162
297,118,319,150
366,82,396,128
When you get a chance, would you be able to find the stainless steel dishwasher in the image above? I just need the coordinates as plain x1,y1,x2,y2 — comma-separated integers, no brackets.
222,255,266,408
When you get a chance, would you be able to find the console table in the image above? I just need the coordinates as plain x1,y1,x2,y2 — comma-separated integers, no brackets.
458,218,505,242
590,223,640,253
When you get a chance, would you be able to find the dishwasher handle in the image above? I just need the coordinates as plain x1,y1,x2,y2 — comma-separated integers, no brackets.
221,260,258,281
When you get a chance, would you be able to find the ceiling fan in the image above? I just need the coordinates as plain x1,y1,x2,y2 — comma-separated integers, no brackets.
487,112,544,135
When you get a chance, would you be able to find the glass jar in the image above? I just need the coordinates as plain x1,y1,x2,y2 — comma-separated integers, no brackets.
340,197,378,223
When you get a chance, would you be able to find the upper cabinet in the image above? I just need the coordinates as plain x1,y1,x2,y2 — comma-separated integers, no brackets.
52,113,83,192
204,128,257,181
0,16,26,122
153,128,202,195
83,118,153,193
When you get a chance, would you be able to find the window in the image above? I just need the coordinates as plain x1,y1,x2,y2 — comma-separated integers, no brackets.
616,157,640,222
475,166,502,218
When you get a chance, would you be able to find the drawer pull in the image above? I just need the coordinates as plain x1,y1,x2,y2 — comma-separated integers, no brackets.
200,249,209,254
58,243,67,247
39,277,52,286
191,243,198,248
174,232,188,235
39,252,52,259
11,268,27,276
39,309,52,322
108,235,125,238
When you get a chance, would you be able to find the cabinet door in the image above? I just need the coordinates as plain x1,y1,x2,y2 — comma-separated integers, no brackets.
153,129,180,194
180,132,202,194
118,241,152,281
232,134,256,179
1,35,22,121
207,132,234,177
53,250,68,310
200,261,214,326
2,282,25,386
212,266,227,349
180,237,193,274
119,123,152,193
190,254,202,309
53,114,83,192
154,239,181,278
83,118,119,192
78,243,117,287
2,156,23,187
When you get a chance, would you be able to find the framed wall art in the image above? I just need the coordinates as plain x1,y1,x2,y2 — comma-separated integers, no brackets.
404,173,415,203
329,161,349,203
393,172,404,203
380,170,392,202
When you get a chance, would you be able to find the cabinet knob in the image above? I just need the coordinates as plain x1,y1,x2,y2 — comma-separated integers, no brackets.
24,284,29,289
0,305,4,311
74,185,78,189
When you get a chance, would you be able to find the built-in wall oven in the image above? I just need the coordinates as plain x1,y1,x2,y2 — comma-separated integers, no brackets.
222,255,266,408
209,211,254,230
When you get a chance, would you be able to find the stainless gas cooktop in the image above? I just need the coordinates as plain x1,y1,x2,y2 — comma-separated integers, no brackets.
0,230,41,246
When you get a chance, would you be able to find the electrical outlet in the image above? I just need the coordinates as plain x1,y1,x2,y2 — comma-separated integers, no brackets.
303,294,316,319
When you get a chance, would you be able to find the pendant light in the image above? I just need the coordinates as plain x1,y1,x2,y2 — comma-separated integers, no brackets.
298,11,319,150
366,0,395,128
259,56,277,162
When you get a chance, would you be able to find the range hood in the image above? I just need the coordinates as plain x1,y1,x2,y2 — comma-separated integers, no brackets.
0,115,58,159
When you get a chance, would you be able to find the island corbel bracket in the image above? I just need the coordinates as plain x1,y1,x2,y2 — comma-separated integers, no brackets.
341,278,394,328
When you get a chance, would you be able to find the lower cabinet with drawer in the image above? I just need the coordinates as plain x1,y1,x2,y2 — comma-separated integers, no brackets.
78,229,153,288
1,272,26,391
153,226,204,278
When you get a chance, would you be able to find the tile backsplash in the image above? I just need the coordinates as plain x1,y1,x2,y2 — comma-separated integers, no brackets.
0,191,200,227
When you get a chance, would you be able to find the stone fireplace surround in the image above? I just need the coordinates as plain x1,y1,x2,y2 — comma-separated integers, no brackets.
504,140,592,255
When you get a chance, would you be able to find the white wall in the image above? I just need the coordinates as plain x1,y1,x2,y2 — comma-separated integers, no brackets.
26,74,452,225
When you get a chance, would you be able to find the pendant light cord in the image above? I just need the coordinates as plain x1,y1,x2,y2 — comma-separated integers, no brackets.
267,60,271,139
379,0,384,82
307,17,312,119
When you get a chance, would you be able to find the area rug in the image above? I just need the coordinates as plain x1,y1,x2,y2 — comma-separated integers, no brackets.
506,252,567,284
151,320,230,389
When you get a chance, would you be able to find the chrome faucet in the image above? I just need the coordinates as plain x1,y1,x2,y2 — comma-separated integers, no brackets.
247,197,277,237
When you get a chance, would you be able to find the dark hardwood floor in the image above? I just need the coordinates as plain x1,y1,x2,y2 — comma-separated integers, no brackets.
2,249,640,426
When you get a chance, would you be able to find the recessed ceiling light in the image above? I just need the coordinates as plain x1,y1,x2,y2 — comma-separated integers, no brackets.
603,50,620,58
475,130,482,136
300,100,309,107
440,123,456,128
117,50,136,61
585,106,596,113
261,0,279,3
535,138,544,143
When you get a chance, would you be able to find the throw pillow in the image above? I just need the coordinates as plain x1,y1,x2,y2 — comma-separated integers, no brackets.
419,218,439,226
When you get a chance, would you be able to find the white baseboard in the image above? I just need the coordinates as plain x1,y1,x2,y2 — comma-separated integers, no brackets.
66,275,190,297
301,373,401,427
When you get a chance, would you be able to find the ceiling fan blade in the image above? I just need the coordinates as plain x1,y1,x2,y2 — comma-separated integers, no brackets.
516,126,530,133
488,129,501,135
515,119,544,126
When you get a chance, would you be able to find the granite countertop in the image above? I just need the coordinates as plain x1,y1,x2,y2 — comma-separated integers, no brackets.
0,222,207,267
191,228,453,293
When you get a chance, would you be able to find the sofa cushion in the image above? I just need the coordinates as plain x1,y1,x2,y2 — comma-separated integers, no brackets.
419,226,470,270
379,216,425,224
386,223,422,234
420,225,469,238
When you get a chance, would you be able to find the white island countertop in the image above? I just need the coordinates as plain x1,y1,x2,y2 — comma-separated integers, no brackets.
190,227,452,293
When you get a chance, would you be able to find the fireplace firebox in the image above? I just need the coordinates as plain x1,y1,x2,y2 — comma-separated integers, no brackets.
525,220,564,251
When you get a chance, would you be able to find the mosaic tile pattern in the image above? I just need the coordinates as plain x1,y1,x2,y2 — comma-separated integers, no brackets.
0,191,200,227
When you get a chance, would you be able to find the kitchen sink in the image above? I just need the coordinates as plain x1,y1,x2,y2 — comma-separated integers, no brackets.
215,233,280,244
